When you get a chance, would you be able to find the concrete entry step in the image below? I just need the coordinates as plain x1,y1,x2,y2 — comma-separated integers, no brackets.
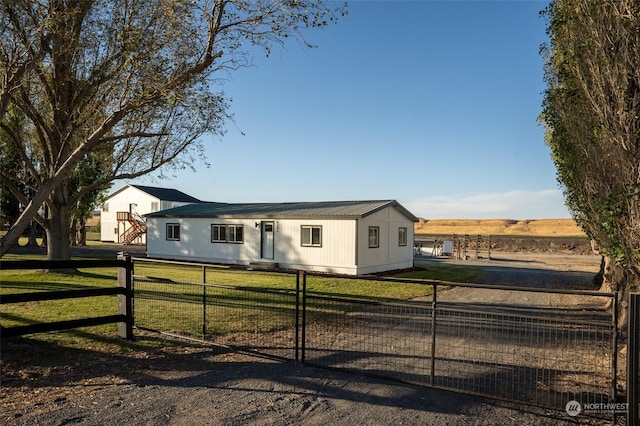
248,261,279,270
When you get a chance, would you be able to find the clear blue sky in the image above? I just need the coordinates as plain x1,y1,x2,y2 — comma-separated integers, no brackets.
132,0,569,220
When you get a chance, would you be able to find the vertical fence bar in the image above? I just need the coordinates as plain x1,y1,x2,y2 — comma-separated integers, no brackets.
202,266,207,340
301,271,307,363
628,293,640,426
117,252,134,340
612,292,618,407
430,283,437,385
488,235,491,260
609,292,619,425
295,271,300,362
463,234,469,260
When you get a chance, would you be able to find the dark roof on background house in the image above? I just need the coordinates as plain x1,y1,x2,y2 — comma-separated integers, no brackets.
107,184,202,203
145,200,419,222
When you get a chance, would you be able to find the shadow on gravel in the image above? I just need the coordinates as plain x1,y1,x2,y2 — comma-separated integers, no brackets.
1,332,576,425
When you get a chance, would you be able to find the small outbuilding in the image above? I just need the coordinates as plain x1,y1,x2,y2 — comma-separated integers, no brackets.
145,200,418,275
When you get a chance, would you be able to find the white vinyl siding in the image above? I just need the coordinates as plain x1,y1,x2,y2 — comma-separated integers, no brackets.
100,185,197,243
146,204,415,275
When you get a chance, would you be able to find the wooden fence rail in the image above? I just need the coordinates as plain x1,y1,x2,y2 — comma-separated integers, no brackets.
0,254,134,340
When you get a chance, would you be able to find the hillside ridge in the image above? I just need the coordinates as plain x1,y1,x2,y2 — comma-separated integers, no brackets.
415,218,586,237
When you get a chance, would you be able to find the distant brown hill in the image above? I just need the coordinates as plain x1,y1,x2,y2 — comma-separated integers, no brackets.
415,218,586,237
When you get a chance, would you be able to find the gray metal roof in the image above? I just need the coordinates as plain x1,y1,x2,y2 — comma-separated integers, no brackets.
129,185,202,203
106,184,202,203
145,200,418,221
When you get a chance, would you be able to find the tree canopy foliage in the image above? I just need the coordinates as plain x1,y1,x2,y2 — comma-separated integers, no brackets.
0,0,345,259
540,0,640,302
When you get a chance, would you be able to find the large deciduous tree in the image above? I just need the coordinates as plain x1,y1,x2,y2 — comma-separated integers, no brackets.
540,0,640,322
0,0,345,260
0,106,25,232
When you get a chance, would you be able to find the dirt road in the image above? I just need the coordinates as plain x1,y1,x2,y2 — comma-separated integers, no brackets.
1,251,607,425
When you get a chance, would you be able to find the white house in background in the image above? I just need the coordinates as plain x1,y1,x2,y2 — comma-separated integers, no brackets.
145,200,418,275
100,184,201,244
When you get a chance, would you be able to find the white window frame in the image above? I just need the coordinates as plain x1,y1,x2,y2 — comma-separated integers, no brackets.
301,225,322,247
166,223,180,241
211,224,243,244
227,225,243,243
368,226,380,248
211,224,227,242
398,227,408,246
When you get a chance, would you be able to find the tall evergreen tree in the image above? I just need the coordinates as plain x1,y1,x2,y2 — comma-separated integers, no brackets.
540,0,640,323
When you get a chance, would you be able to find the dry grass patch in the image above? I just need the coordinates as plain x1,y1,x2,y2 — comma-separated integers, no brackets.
415,218,586,237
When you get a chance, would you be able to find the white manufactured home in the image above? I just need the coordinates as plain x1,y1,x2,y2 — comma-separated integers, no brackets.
145,200,418,275
100,184,201,244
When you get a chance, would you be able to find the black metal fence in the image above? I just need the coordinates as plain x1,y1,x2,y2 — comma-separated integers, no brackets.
629,293,640,425
3,256,634,422
130,258,619,420
132,258,299,360
300,273,617,418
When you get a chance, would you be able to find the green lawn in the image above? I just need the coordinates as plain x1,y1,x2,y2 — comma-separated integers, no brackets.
1,253,480,352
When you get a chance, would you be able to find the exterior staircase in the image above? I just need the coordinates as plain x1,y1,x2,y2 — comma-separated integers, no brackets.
117,212,147,244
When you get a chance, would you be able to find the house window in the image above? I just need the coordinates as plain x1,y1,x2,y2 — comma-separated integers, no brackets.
211,224,243,243
301,225,322,247
228,225,243,243
211,225,226,242
368,226,380,248
166,223,180,241
103,203,109,212
398,227,408,246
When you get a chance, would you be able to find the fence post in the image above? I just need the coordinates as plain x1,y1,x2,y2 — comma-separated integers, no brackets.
463,234,469,260
629,293,640,426
301,271,307,363
117,252,134,340
202,266,207,340
430,283,437,385
295,271,300,362
488,235,491,260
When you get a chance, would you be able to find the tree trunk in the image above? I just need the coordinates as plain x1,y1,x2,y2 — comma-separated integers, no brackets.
45,212,71,261
1,177,64,256
70,218,78,246
78,218,87,246
44,185,72,262
598,255,640,332
27,221,39,247
40,229,47,247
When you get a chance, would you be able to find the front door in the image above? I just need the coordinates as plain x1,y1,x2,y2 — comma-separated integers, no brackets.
261,221,274,259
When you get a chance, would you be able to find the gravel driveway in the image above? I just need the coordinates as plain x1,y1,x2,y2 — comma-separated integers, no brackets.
1,251,608,425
